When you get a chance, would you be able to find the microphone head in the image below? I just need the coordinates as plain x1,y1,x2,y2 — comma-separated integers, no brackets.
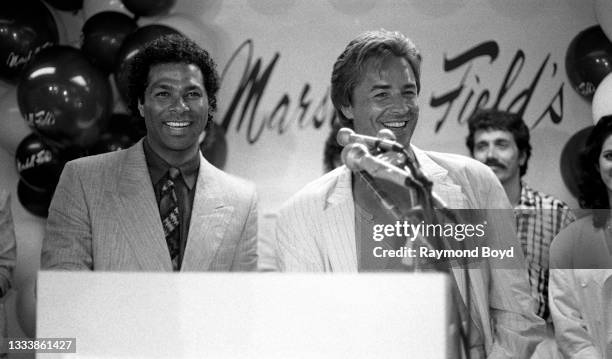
336,127,355,147
341,143,369,172
377,129,396,141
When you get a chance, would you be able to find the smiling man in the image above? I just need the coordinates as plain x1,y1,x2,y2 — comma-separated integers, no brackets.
275,30,545,358
42,35,257,272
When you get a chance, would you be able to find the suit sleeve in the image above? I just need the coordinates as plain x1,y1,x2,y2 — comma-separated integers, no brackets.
549,226,603,359
481,176,546,359
275,197,325,272
231,186,258,271
41,162,93,270
0,190,16,296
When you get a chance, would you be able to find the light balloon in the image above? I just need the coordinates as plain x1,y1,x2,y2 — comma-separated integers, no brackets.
592,72,612,124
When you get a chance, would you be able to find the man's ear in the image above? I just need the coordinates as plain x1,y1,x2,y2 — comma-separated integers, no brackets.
340,105,354,120
137,100,144,118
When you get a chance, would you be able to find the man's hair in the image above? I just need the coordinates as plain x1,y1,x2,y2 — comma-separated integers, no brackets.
465,109,532,177
578,115,612,228
126,34,220,125
330,29,422,128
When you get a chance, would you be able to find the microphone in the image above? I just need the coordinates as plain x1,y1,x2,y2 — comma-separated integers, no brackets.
342,143,449,209
337,128,405,152
342,143,415,186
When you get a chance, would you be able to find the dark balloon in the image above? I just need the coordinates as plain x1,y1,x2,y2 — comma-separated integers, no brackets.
121,0,176,17
560,126,594,198
114,25,180,104
81,11,138,74
90,131,135,155
566,26,612,99
107,113,146,142
17,46,112,148
44,0,83,11
0,0,59,84
17,180,54,218
200,122,227,169
15,134,65,191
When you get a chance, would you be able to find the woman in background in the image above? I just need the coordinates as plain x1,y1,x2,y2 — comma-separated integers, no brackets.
549,115,612,359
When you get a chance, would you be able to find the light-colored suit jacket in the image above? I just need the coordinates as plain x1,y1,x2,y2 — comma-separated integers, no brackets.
42,140,258,271
275,146,545,359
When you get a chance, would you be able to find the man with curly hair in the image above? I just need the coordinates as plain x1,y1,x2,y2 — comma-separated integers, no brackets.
42,34,257,272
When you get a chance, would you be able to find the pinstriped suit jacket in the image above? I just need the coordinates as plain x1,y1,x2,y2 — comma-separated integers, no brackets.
42,140,258,272
276,146,545,359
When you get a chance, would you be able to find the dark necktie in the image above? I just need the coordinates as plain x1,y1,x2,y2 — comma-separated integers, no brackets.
159,167,181,270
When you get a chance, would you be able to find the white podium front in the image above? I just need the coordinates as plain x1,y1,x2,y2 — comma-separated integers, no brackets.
37,271,449,358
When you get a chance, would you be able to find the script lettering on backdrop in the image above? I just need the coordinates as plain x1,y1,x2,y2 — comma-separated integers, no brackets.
220,39,563,143
220,39,337,144
430,40,563,133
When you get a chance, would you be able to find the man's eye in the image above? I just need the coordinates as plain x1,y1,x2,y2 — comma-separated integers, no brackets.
186,91,202,98
154,91,170,98
373,92,389,99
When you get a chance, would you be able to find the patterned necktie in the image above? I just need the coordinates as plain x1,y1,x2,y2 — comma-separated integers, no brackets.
159,167,181,270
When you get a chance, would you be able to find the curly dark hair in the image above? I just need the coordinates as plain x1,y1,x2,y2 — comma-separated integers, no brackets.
331,29,422,129
465,108,532,177
126,34,220,126
578,115,612,228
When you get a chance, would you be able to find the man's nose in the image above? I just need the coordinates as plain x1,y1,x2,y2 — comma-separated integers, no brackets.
170,96,189,112
389,95,412,114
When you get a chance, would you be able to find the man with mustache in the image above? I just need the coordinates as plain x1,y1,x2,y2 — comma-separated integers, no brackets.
42,35,258,272
466,109,574,357
275,29,545,358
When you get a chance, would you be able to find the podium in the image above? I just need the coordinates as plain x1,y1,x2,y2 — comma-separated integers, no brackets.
37,271,449,358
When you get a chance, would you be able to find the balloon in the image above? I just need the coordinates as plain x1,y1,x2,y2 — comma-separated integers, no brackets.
83,0,131,19
17,45,112,148
560,126,594,199
15,134,65,191
200,122,227,169
566,25,612,99
595,0,612,42
16,274,37,338
0,88,32,156
81,11,138,73
90,132,135,155
121,0,176,17
107,113,146,142
592,73,612,124
17,180,54,218
44,0,83,11
114,25,180,104
0,0,59,84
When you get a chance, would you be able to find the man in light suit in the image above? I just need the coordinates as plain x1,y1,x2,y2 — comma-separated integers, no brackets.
275,30,545,358
42,35,257,272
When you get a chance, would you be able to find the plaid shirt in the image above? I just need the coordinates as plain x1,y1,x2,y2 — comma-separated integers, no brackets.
514,182,575,320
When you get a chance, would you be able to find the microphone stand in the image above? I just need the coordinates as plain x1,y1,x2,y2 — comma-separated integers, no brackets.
370,147,473,359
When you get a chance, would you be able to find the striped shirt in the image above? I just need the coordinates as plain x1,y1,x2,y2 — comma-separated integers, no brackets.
514,182,575,320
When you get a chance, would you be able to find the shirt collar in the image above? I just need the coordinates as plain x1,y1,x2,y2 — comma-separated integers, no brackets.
518,181,536,207
143,137,200,190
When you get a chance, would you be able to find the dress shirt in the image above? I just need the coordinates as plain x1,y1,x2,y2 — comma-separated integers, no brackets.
514,182,575,319
143,139,199,269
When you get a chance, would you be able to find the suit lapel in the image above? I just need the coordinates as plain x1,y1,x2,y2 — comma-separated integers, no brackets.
181,155,233,271
413,146,467,208
321,168,357,272
114,141,173,271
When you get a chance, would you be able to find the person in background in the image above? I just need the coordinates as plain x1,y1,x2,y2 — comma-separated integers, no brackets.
323,119,344,173
0,189,16,357
549,115,612,359
42,34,257,272
465,109,575,314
